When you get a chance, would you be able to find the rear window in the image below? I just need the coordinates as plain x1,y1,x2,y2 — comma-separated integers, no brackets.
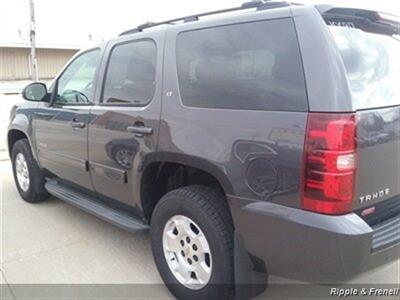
176,18,308,111
329,26,400,110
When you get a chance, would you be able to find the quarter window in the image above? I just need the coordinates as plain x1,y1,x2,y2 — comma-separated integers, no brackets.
176,19,308,111
102,40,156,105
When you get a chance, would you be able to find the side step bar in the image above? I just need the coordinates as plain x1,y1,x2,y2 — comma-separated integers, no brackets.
45,179,149,232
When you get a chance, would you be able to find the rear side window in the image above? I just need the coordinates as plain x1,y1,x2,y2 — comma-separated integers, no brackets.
329,26,400,110
102,40,156,105
176,18,308,111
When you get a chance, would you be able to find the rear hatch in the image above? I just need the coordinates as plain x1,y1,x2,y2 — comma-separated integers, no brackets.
324,8,400,219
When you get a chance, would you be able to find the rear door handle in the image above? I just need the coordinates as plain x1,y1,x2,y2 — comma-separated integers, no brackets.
71,120,86,129
126,125,153,136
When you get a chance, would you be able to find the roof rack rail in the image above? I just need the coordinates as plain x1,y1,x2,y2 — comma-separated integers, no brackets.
119,0,290,36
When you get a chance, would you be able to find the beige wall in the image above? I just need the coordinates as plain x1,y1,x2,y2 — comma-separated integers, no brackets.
0,48,30,80
0,47,78,81
37,49,78,79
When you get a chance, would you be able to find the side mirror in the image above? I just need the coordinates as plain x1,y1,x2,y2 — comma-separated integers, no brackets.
22,82,48,102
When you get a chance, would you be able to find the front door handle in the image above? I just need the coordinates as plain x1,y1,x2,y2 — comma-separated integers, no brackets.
71,120,86,129
126,125,153,137
35,112,54,118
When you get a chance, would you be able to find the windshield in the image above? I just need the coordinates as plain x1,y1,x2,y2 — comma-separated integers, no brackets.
329,26,400,110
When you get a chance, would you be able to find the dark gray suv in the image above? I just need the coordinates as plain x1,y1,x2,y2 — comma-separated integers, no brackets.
7,1,400,299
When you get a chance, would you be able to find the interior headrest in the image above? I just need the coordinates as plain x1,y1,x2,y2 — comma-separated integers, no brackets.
194,58,235,84
126,58,155,82
271,51,297,82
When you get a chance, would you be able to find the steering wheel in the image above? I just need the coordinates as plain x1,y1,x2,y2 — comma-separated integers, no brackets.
83,81,93,94
62,89,89,103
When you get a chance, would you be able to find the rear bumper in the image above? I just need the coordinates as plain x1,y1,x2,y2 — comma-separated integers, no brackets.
228,196,400,283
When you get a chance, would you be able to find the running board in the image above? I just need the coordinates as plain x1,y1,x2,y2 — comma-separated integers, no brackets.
45,179,149,232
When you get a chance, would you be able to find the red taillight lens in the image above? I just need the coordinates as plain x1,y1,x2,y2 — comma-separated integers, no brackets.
302,113,357,215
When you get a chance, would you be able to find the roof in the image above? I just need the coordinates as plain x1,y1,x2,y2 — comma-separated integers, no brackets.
119,0,400,38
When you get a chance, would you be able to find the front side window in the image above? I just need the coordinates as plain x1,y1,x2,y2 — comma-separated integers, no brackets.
176,19,308,111
55,49,101,105
102,40,156,105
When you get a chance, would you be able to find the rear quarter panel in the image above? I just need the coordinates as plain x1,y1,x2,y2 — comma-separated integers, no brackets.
158,8,308,208
292,5,353,112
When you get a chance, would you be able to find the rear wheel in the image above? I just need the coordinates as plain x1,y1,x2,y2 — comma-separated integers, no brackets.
150,185,234,300
11,139,49,203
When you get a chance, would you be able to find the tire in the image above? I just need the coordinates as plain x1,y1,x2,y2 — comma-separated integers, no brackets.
150,185,234,300
11,138,49,203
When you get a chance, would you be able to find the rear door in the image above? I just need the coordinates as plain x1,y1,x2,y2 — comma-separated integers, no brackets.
327,13,400,211
87,32,164,208
34,49,102,189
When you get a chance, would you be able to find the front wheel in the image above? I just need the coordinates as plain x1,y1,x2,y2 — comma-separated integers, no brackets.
11,138,49,203
150,185,234,300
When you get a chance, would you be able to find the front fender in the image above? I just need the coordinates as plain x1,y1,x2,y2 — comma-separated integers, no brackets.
7,107,37,161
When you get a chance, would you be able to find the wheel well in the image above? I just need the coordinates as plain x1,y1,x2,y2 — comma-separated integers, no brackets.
7,130,28,157
141,162,229,221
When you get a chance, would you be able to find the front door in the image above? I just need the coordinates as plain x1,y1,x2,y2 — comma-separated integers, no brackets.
87,33,164,209
34,49,102,189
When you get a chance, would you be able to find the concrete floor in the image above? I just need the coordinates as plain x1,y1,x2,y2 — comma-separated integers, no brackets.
0,159,399,299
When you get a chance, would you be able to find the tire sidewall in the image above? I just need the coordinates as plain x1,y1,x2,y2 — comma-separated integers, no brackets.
12,142,33,198
11,139,47,202
151,191,233,299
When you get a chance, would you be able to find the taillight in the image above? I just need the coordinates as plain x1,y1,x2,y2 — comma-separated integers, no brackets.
302,113,357,215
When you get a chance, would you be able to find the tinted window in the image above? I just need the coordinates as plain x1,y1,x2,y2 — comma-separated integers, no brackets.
56,49,100,105
103,40,156,105
176,19,307,111
329,26,400,110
